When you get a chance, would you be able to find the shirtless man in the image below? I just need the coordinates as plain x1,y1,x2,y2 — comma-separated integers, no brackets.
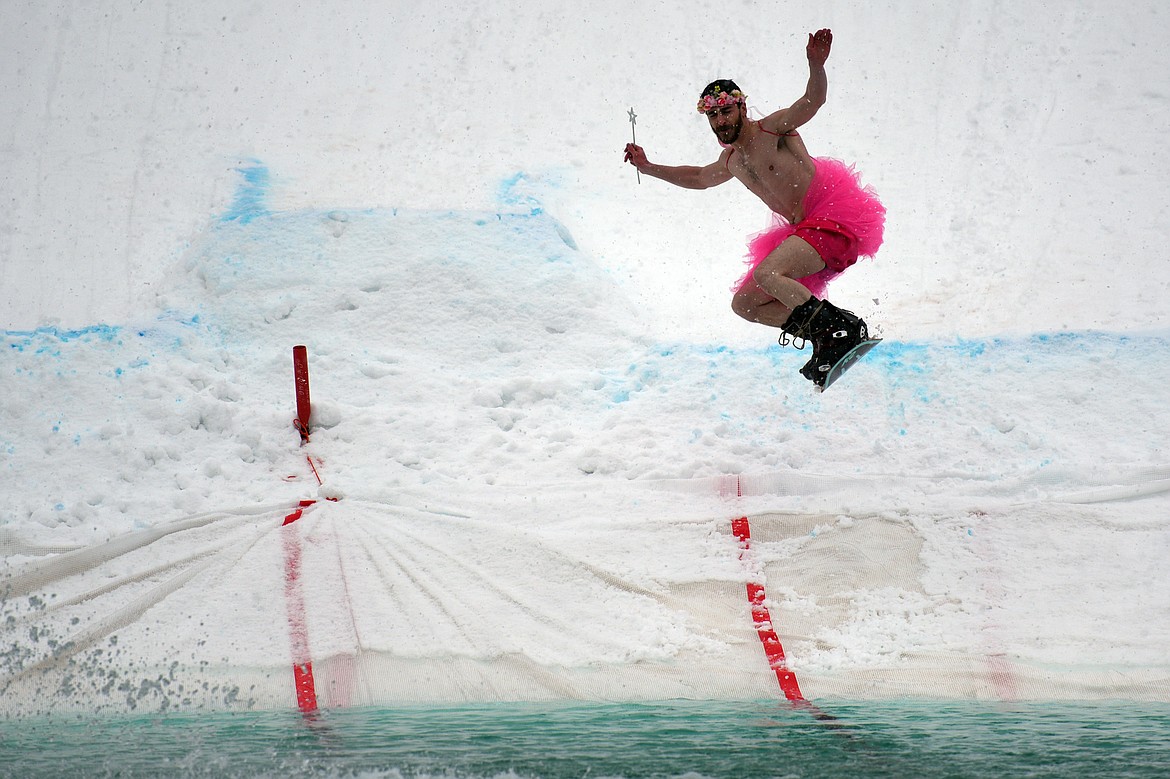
623,29,886,387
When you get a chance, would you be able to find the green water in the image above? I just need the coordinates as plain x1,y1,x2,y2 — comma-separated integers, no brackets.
3,699,1170,778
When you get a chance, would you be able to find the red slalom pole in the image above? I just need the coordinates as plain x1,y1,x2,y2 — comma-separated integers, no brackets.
293,345,311,443
285,347,320,714
282,501,319,714
731,517,805,702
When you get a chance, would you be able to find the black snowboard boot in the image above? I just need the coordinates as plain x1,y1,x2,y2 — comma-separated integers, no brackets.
779,297,870,386
778,298,819,381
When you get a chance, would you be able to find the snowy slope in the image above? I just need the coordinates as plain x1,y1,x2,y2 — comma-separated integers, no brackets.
4,0,1169,340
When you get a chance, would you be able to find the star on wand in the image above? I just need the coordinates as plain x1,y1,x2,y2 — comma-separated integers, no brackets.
628,107,640,184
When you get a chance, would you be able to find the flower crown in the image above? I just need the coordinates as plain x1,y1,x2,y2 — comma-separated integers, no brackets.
696,88,747,114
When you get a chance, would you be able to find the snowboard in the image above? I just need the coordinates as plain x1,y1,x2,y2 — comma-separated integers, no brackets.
818,338,882,391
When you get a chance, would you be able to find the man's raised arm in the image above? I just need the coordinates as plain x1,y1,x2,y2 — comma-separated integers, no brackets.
764,28,832,135
624,143,733,190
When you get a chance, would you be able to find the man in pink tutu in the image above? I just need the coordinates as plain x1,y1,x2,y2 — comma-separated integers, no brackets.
623,29,886,387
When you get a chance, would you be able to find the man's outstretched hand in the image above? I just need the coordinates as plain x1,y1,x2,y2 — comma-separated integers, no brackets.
807,28,832,65
624,143,648,169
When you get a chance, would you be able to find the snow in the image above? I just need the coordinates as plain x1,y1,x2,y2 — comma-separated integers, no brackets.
2,0,1170,714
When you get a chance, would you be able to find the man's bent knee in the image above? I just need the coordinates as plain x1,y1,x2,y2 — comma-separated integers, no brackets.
731,294,755,321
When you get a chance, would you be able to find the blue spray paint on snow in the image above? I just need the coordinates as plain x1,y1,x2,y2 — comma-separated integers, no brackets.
602,329,1152,415
497,172,545,216
3,313,208,380
4,324,123,356
219,160,271,224
4,324,122,343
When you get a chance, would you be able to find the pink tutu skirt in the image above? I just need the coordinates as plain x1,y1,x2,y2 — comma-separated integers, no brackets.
733,157,886,298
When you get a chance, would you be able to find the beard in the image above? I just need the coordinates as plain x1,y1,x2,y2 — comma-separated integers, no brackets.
714,118,743,144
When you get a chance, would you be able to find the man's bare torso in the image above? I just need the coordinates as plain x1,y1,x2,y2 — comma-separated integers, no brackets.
722,121,816,222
